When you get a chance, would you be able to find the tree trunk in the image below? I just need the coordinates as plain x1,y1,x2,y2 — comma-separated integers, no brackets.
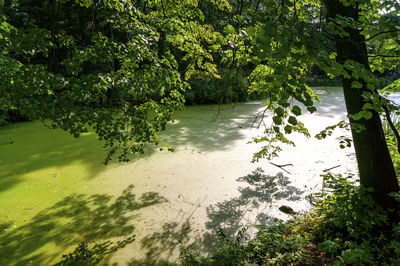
323,0,399,209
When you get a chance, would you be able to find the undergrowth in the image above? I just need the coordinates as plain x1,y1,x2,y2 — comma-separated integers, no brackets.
179,173,400,265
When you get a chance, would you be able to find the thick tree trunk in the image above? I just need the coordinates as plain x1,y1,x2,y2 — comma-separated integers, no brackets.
323,0,399,209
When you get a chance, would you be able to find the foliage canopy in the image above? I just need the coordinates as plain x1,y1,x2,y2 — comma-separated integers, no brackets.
0,0,229,162
1,1,400,200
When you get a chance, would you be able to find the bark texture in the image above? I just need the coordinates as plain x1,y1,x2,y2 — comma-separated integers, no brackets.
323,0,399,209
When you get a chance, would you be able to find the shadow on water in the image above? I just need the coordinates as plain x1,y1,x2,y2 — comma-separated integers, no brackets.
0,121,112,192
0,185,166,266
0,102,265,192
129,167,304,265
159,101,267,153
201,167,304,253
0,87,345,192
128,220,194,266
0,88,345,264
313,87,347,119
161,87,347,153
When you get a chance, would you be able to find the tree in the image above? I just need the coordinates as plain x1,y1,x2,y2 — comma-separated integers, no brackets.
246,0,400,210
0,0,228,163
1,0,400,210
323,0,399,208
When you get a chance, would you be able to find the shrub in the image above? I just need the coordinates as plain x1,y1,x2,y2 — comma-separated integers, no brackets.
180,223,309,265
297,173,400,265
181,172,400,265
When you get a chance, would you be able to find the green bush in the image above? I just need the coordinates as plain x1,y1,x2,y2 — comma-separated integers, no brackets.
0,109,31,126
297,173,400,265
181,172,400,265
179,228,247,266
180,223,309,265
245,223,309,265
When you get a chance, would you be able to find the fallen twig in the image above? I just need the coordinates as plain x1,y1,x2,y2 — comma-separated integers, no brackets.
323,165,341,172
269,162,293,175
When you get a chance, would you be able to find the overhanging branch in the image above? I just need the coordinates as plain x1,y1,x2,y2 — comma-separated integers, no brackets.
365,29,400,42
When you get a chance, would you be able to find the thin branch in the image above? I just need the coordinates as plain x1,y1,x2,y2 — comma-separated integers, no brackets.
160,0,167,18
251,107,269,129
365,29,400,41
382,104,400,154
323,165,340,172
368,54,400,58
376,92,400,154
269,162,293,175
257,108,269,129
251,110,261,129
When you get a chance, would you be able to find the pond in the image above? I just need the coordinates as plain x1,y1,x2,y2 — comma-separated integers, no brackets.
0,86,356,265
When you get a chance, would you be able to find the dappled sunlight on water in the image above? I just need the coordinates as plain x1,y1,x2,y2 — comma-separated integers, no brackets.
0,87,357,264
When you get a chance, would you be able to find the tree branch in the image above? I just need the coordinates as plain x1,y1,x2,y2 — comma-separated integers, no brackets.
269,162,293,175
368,54,400,58
323,165,340,172
382,104,400,154
365,29,400,42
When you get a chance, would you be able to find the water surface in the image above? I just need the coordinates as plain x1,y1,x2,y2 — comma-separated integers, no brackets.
0,86,356,264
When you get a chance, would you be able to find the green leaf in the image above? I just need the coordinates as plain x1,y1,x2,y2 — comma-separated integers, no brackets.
284,125,292,134
361,110,372,119
278,100,290,108
223,24,235,34
273,116,283,125
318,240,340,254
291,105,301,116
349,112,362,120
383,41,397,50
274,106,285,117
351,81,363,89
288,116,297,125
307,106,317,113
